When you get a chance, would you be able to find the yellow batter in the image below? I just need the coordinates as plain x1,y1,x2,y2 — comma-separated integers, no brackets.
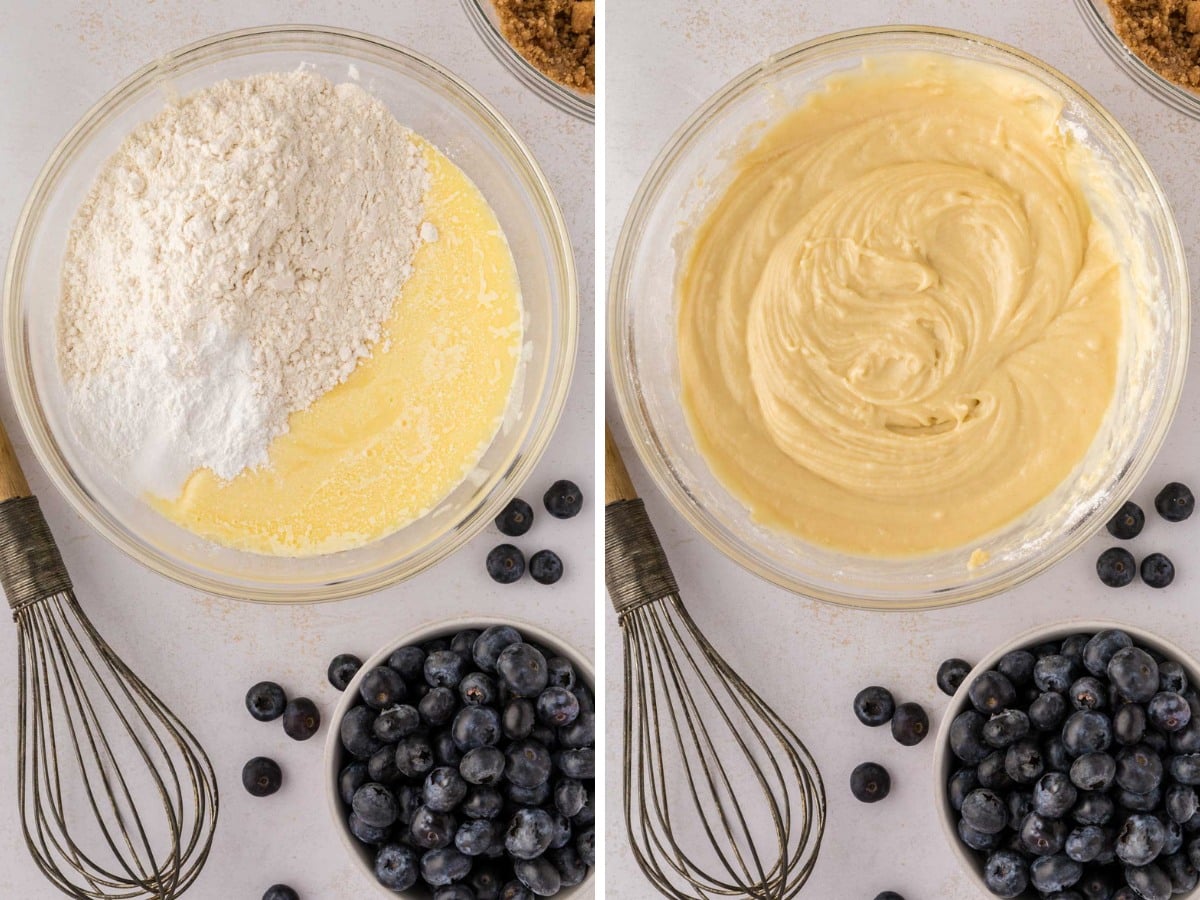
678,54,1124,557
153,142,522,555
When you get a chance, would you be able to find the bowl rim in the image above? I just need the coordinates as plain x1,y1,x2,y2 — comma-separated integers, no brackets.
4,24,579,603
321,615,596,898
932,618,1200,895
607,23,1191,611
1073,0,1200,121
459,0,595,122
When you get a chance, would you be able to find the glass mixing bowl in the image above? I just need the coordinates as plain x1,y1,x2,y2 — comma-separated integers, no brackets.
608,26,1189,611
1075,0,1200,120
5,26,577,603
460,0,595,122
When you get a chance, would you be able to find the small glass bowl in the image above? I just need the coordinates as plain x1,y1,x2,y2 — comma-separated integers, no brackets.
460,0,595,122
323,616,596,898
4,26,578,603
933,620,1200,898
608,26,1189,611
1075,0,1200,120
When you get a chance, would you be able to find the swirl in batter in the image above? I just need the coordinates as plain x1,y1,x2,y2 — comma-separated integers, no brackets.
678,54,1124,557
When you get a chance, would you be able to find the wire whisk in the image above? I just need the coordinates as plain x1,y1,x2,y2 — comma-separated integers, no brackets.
605,427,825,899
0,425,218,899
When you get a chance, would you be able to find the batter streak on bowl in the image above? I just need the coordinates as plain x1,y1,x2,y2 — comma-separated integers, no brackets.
678,54,1125,557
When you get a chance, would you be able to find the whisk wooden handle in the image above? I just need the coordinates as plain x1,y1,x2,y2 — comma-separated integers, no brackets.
0,419,32,502
605,427,638,504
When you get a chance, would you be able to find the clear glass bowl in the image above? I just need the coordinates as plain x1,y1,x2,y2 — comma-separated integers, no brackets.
323,616,596,898
460,0,595,122
4,26,577,603
1075,0,1200,120
609,26,1189,611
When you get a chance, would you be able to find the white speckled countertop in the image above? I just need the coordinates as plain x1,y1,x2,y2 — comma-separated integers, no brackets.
0,2,593,898
605,1,1200,897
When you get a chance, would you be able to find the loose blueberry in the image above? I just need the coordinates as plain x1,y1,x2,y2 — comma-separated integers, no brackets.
1097,547,1137,587
242,757,282,797
529,550,564,585
496,498,534,536
327,654,363,691
245,681,287,722
262,886,299,900
486,544,526,584
1107,501,1146,539
850,762,891,803
891,702,929,746
1155,482,1194,522
543,480,583,519
853,686,896,726
282,697,321,741
937,658,972,696
1141,553,1176,589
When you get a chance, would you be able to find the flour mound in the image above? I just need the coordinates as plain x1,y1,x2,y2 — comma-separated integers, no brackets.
58,71,429,496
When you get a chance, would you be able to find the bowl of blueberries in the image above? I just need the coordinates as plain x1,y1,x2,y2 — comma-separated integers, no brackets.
324,618,596,898
935,621,1200,900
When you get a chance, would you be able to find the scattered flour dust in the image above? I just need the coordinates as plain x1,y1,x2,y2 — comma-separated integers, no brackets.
58,70,431,497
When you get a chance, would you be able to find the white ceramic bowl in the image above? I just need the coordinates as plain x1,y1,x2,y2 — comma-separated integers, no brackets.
323,617,596,898
933,620,1200,898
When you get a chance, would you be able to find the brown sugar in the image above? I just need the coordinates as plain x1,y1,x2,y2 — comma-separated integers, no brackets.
493,0,595,94
1108,0,1200,91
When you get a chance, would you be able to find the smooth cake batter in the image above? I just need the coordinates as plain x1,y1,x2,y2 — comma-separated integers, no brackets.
678,54,1124,557
155,142,523,555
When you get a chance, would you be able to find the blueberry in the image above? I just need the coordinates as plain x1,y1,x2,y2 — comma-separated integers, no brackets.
547,845,587,886
559,712,595,750
970,671,1016,715
1021,812,1068,855
1098,547,1137,587
496,498,534,536
434,730,465,768
421,847,471,887
500,737,551,789
1031,692,1069,731
434,887,476,900
1045,736,1072,773
1036,655,1078,693
572,683,595,714
353,783,399,828
456,819,496,857
395,734,435,779
506,780,552,807
487,544,526,584
1084,630,1134,677
410,806,457,850
505,807,554,860
853,685,895,726
543,480,583,519
1034,771,1078,818
891,702,929,746
962,789,1007,834
374,843,419,891
950,710,991,764
327,654,363,692
450,630,481,656
545,657,575,691
1114,703,1147,746
500,882,534,900
537,687,580,728
1149,692,1191,732
242,757,282,797
453,706,502,751
529,550,564,585
937,658,972,696
873,895,904,900
497,644,549,698
555,747,595,779
1141,553,1176,589
463,787,504,820
387,645,425,682
470,865,504,900
850,762,891,803
1163,817,1185,856
576,826,595,869
1063,710,1113,756
1071,676,1109,711
1125,862,1172,900
1007,790,1033,829
1162,662,1190,694
1163,851,1200,892
473,626,523,673
503,698,536,741
245,681,287,721
1071,752,1117,791
1074,791,1115,826
339,761,369,806
1168,785,1199,824
1066,825,1108,863
1108,500,1146,539
983,849,1029,898
373,704,420,743
1118,786,1163,811
1156,482,1195,522
461,746,506,786
998,650,1036,687
421,687,460,726
1170,753,1200,785
960,817,1003,851
348,810,390,845
340,706,384,759
459,672,498,708
262,885,299,900
978,750,1013,791
984,709,1031,748
948,768,980,812
1029,854,1082,893
360,667,407,710
551,779,586,819
279,697,320,742
424,767,469,813
1117,813,1167,866
1110,648,1160,703
1005,738,1044,784
368,745,400,783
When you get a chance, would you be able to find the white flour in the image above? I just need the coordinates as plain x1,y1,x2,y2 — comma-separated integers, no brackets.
58,71,430,496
